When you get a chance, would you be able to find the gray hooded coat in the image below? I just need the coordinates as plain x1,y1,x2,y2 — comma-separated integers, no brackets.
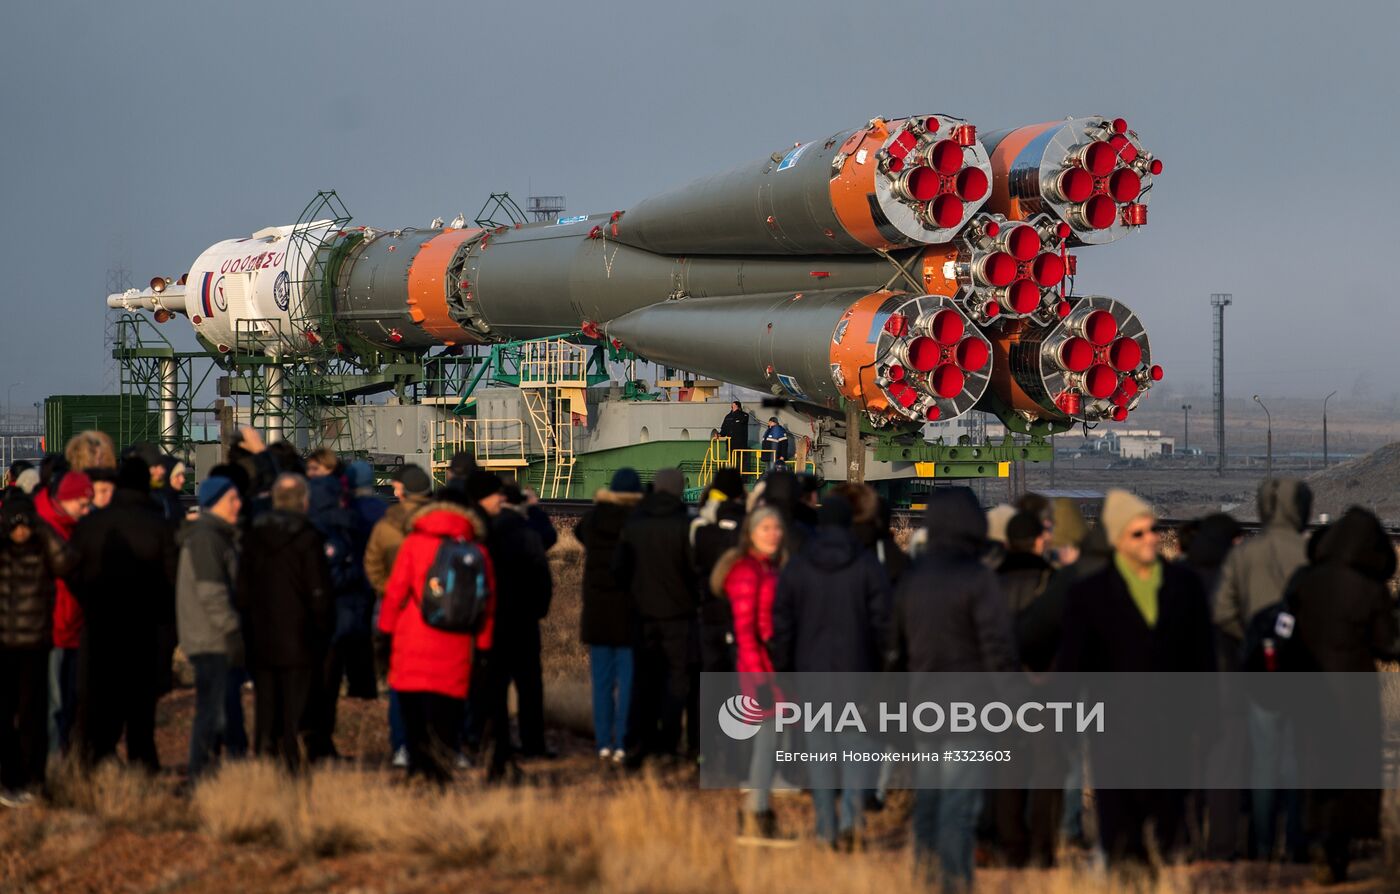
1212,478,1311,648
176,511,241,658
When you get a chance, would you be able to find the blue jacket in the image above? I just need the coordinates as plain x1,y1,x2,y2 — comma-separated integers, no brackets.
762,424,789,458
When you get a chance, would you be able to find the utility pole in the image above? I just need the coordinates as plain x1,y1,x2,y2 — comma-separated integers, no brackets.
1181,403,1191,453
1323,390,1337,467
844,401,865,483
1211,294,1232,474
1253,394,1272,479
5,382,21,430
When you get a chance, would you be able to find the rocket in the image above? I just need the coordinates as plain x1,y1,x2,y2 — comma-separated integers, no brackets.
109,113,1163,433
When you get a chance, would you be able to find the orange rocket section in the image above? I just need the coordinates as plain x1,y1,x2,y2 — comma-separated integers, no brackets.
407,228,482,343
829,290,902,413
828,121,896,251
985,122,1058,221
987,320,1049,416
918,244,960,297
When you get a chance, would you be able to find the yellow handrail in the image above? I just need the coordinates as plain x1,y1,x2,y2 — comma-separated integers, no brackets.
728,448,816,480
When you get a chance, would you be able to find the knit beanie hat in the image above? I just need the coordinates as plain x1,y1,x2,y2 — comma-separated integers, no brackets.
392,464,432,496
1,495,36,532
198,476,237,510
985,504,1016,546
15,468,39,495
652,467,685,497
56,471,94,502
344,460,375,493
464,469,504,502
609,467,642,494
1050,498,1089,548
1101,489,1154,544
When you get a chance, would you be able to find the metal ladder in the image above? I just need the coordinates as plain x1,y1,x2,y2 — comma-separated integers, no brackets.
519,340,588,498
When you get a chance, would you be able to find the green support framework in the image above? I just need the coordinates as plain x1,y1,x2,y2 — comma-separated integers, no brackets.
873,434,1052,477
525,440,716,500
113,313,219,459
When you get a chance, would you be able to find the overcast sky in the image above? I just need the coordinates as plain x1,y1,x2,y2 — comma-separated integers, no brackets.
3,0,1396,414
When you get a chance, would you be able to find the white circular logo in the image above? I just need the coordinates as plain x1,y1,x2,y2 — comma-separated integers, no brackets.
273,270,291,311
717,694,765,741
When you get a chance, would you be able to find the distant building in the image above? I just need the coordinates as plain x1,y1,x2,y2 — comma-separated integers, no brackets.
1106,428,1175,459
921,419,1173,460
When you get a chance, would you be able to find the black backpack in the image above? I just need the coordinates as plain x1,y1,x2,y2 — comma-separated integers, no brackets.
1240,594,1298,673
419,537,491,633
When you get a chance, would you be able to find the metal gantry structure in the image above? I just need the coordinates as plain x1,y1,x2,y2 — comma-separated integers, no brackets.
104,262,132,396
526,196,565,222
112,313,218,458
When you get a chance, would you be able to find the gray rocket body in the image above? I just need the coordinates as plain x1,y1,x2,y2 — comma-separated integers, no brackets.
108,112,1163,428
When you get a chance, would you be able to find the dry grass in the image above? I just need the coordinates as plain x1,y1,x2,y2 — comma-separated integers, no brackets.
178,761,1292,894
15,753,1397,892
188,761,933,894
45,758,193,832
193,760,598,882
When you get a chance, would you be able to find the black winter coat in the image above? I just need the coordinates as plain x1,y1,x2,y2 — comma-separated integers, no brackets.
489,507,553,635
770,526,891,673
235,510,333,669
1285,507,1398,841
524,504,558,552
853,521,910,587
152,485,182,525
890,489,1017,673
1056,557,1216,673
577,490,643,646
614,490,696,622
692,497,747,597
1287,508,1399,673
1056,547,1217,796
69,488,177,650
719,409,750,448
996,550,1055,617
0,523,72,649
1015,528,1111,673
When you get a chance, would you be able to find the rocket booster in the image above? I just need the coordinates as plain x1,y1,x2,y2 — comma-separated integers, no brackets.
108,113,1163,430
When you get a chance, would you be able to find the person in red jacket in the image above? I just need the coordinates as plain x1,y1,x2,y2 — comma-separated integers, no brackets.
378,499,494,785
711,505,785,838
34,470,91,753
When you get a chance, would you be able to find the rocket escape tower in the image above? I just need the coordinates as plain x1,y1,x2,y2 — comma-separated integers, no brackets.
108,111,1168,494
